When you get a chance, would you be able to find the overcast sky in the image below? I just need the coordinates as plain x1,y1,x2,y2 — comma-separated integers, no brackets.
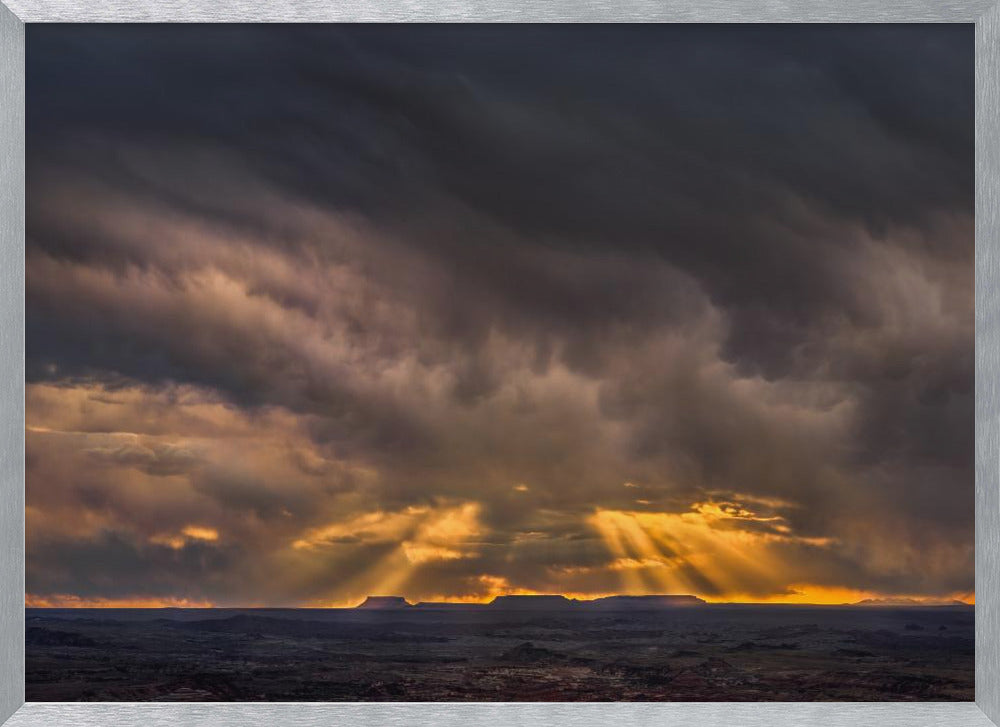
25,24,974,607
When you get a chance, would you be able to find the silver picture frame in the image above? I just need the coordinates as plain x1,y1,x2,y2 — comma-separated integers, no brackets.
1,2,997,725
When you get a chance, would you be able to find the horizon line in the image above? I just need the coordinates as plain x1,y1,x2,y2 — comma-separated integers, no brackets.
24,592,975,609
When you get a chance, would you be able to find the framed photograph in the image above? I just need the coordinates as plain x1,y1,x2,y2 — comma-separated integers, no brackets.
1,3,998,727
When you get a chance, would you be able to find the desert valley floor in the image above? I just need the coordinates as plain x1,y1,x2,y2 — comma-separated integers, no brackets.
25,603,973,701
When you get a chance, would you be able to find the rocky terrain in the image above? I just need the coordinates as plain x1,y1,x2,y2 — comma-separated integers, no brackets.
25,604,973,701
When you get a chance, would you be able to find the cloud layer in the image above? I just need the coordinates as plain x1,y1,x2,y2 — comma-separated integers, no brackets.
25,25,973,606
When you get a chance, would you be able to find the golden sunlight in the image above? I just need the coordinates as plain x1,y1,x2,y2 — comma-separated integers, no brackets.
291,502,483,600
25,594,214,608
588,502,836,600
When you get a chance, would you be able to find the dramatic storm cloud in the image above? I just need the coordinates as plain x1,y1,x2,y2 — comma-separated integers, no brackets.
25,25,973,606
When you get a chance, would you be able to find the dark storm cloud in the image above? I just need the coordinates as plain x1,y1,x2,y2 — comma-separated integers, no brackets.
24,25,973,605
27,531,240,601
27,26,972,326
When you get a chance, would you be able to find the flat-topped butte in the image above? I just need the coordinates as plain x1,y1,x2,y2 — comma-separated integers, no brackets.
356,594,707,610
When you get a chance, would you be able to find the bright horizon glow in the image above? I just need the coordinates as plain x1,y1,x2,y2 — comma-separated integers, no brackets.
24,589,974,609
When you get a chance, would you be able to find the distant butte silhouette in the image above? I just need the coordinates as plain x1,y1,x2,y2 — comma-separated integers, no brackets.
356,595,412,609
490,595,575,610
850,597,971,607
356,594,707,609
589,595,705,609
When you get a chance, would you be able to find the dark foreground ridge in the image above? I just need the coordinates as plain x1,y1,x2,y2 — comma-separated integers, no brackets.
357,593,708,610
